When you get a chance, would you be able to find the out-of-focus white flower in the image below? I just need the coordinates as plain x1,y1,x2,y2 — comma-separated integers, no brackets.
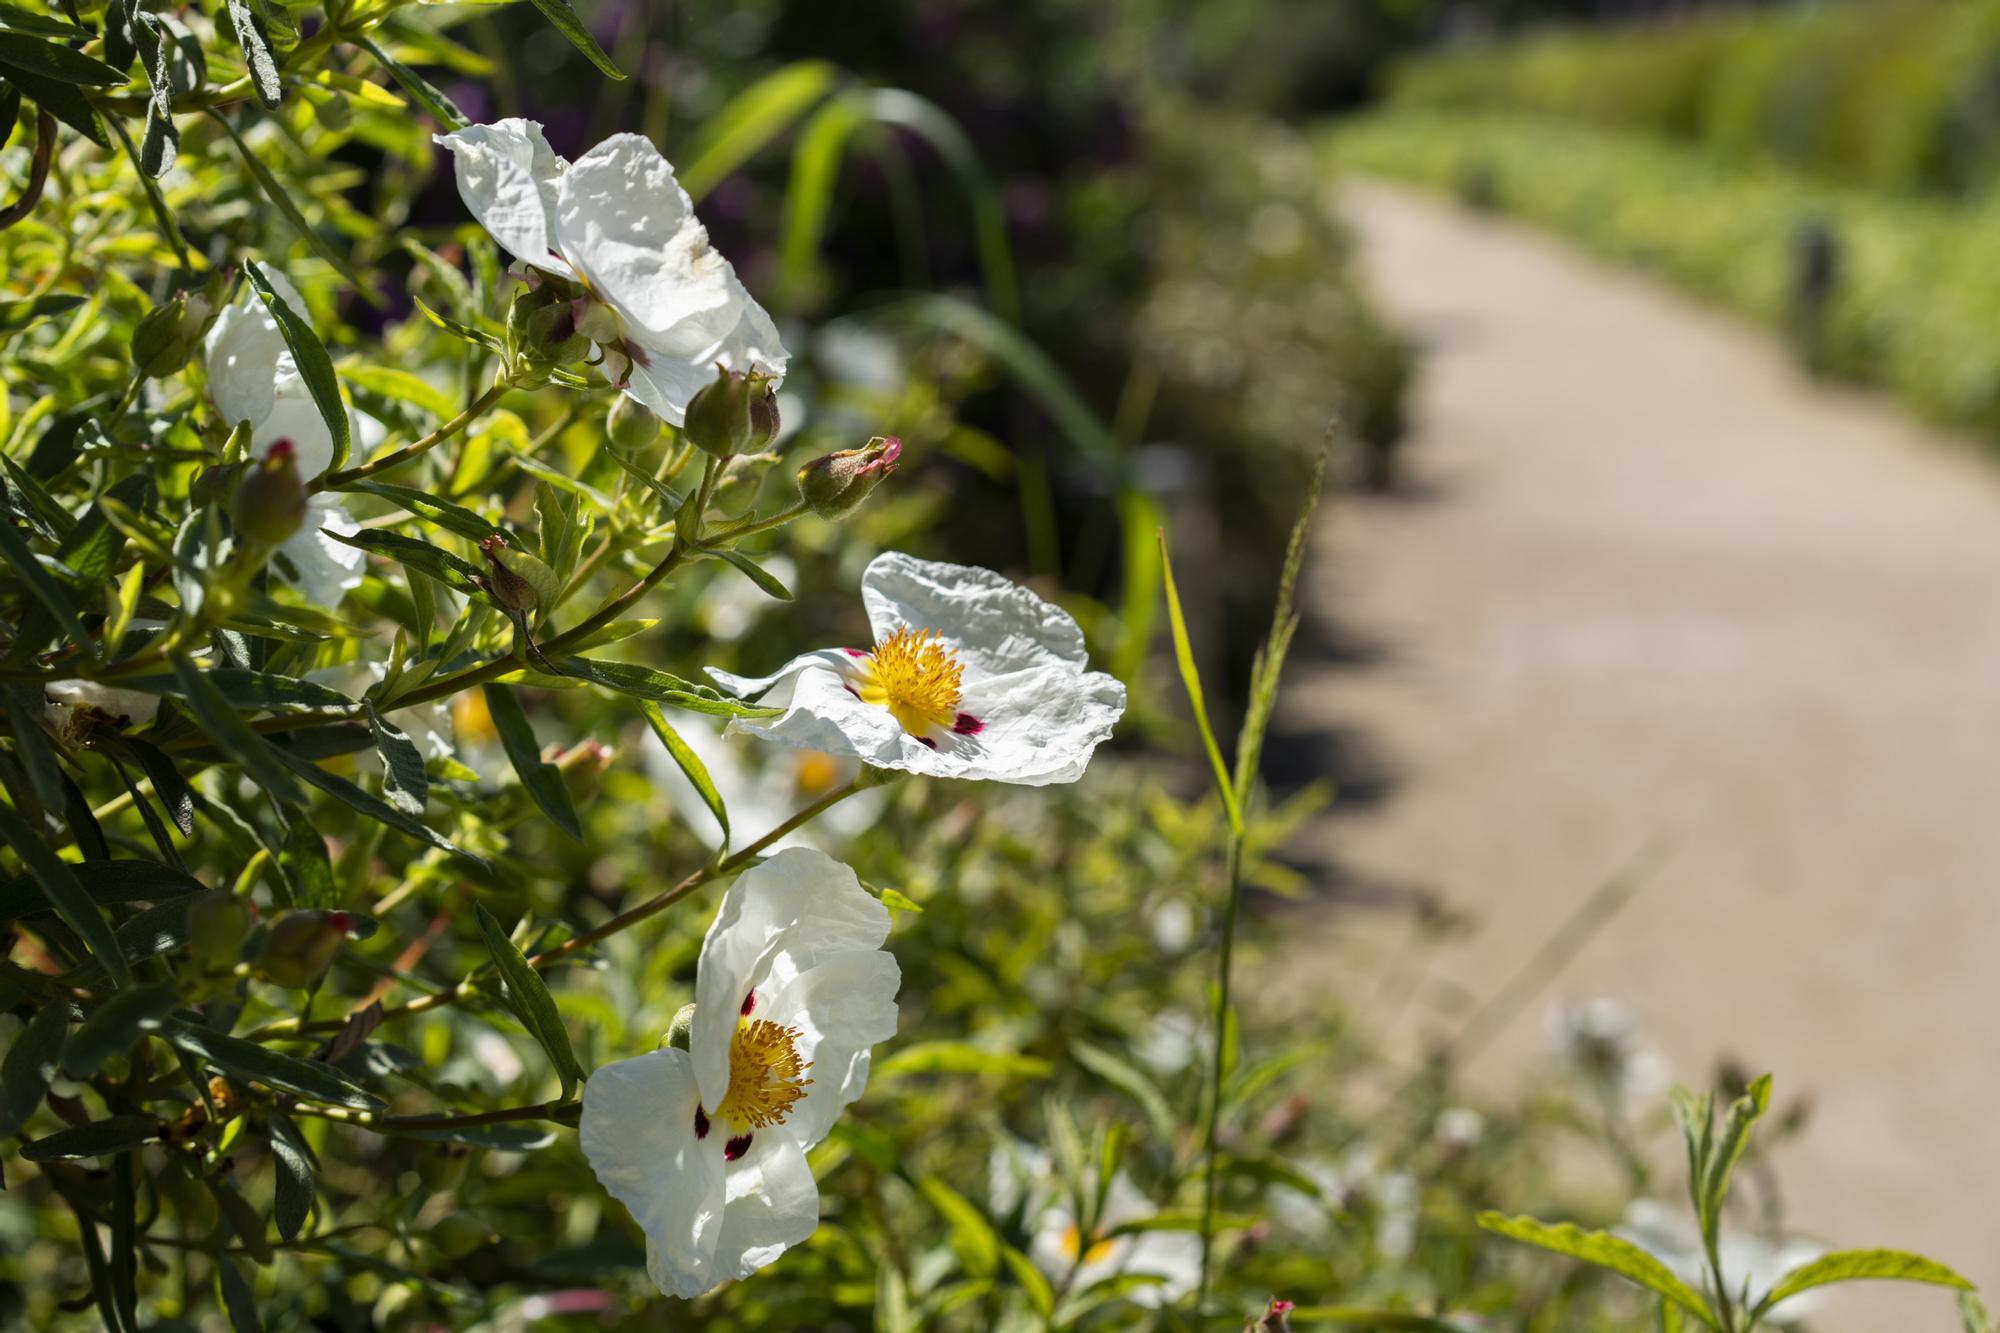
702,555,798,644
711,553,1127,786
1434,1106,1486,1151
203,269,369,608
1148,897,1196,954
45,680,160,745
639,715,885,853
1132,1009,1206,1077
1549,998,1670,1105
1616,1199,1825,1326
990,1144,1199,1309
1269,1151,1420,1261
309,662,454,766
581,850,900,1298
434,119,787,424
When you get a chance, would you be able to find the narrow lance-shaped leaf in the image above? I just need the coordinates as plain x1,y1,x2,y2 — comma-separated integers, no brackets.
159,1015,385,1111
20,1113,159,1161
62,982,177,1078
1158,531,1240,832
363,701,428,817
473,904,582,1099
481,683,581,841
169,657,305,808
223,0,280,110
356,35,466,130
638,701,727,849
0,999,68,1136
244,262,350,473
1752,1249,1974,1322
0,801,131,987
1699,1073,1770,1239
207,111,370,297
267,1112,316,1243
1477,1213,1717,1328
524,0,626,80
264,742,487,871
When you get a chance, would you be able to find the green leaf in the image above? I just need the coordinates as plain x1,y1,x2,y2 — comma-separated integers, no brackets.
1283,1310,1483,1330
223,0,280,110
0,858,205,922
1477,1214,1716,1327
876,1041,1050,1080
1752,1249,1974,1322
473,904,581,1099
20,1113,159,1161
264,742,487,870
0,31,127,84
3,63,108,147
1158,532,1240,832
356,35,466,129
123,669,356,712
160,1015,385,1111
364,701,429,817
2,686,64,812
0,802,131,987
0,292,84,333
712,548,793,600
170,657,306,808
327,526,486,598
1069,1038,1176,1145
638,701,727,848
208,110,370,297
523,0,624,79
0,999,68,1136
679,60,836,201
998,1243,1054,1317
917,1175,999,1279
481,683,580,840
343,480,508,546
1233,450,1324,797
562,658,781,720
61,982,176,1078
279,818,337,909
267,1112,315,1243
244,262,350,474
1699,1073,1770,1240
0,516,88,651
216,1254,263,1332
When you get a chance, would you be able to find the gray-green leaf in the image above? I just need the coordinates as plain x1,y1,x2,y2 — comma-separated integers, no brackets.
473,904,581,1099
1477,1213,1716,1328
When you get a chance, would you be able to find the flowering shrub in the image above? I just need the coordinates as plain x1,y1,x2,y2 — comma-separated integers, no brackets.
0,2,1986,1330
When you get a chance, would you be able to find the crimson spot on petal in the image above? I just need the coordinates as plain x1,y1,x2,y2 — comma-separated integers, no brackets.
740,991,757,1016
917,736,938,750
693,1105,710,1140
723,1134,753,1161
952,712,984,735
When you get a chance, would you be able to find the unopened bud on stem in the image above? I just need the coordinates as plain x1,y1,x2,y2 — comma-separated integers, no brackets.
683,364,781,458
796,435,902,520
252,909,355,988
233,440,308,546
607,394,661,451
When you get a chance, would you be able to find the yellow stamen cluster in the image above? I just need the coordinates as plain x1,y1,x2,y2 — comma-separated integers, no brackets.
857,626,963,738
1060,1222,1118,1266
715,1019,813,1131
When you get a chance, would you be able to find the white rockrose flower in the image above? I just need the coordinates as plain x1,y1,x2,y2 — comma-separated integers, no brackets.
991,1144,1199,1308
202,270,367,608
580,849,900,1298
1549,997,1670,1106
1616,1199,1825,1326
710,553,1127,785
433,119,788,423
45,680,160,745
638,715,886,853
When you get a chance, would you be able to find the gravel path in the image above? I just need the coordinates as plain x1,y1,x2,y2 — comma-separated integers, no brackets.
1277,181,2000,1326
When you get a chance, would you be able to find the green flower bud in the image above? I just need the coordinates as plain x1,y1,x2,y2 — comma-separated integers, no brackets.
132,291,209,379
663,1002,697,1050
251,909,354,988
683,365,781,458
232,440,309,546
796,435,902,521
480,534,539,613
606,394,661,451
507,290,589,374
554,737,612,802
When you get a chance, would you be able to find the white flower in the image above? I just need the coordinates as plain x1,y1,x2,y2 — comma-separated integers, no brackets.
45,680,160,745
1549,998,1670,1105
1616,1199,1825,1325
202,270,367,608
639,715,886,853
1268,1151,1420,1261
1434,1106,1486,1151
433,119,787,423
580,849,900,1298
991,1144,1199,1308
710,553,1127,785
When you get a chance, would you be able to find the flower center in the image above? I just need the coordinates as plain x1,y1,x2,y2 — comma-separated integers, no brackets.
1060,1222,1118,1267
856,626,964,738
714,1018,813,1131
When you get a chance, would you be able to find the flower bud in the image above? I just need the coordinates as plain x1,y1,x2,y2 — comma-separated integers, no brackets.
507,290,589,373
683,365,781,458
663,1002,697,1050
553,737,613,802
606,394,660,451
479,535,561,613
185,891,252,975
132,291,210,379
251,909,354,988
233,440,309,546
796,435,902,521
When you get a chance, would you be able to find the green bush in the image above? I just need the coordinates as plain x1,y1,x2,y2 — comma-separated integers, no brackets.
1390,1,2000,199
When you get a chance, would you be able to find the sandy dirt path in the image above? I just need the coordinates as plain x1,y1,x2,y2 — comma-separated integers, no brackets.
1276,181,2000,1327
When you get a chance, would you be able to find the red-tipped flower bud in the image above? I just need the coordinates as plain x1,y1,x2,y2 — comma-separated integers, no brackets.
233,440,309,546
796,435,901,520
683,365,781,458
251,909,354,988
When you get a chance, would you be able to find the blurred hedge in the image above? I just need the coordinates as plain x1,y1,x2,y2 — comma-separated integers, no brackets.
1391,1,2000,198
1330,110,2000,438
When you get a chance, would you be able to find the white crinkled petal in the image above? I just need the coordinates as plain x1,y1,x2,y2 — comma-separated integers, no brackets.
553,133,787,423
711,1127,820,1284
276,501,365,608
862,552,1089,677
721,664,967,779
707,649,853,703
204,272,307,433
951,663,1127,785
433,119,572,276
691,849,891,1109
578,1047,727,1299
760,948,900,1150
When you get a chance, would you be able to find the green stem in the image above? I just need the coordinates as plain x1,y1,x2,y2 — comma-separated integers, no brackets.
248,778,866,1040
313,378,512,492
289,1098,572,1131
1196,830,1245,1306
